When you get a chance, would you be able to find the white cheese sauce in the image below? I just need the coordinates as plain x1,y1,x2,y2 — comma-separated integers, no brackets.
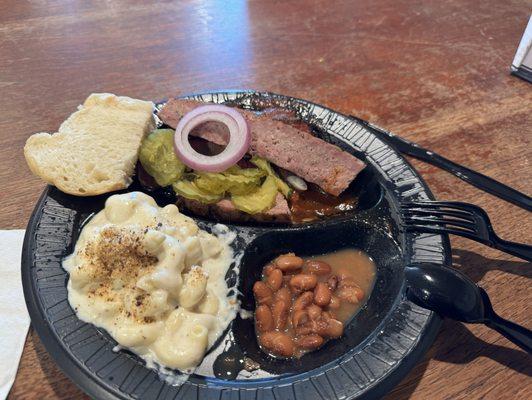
62,192,238,373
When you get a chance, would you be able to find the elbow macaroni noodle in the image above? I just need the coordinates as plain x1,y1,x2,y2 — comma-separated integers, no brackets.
63,192,237,371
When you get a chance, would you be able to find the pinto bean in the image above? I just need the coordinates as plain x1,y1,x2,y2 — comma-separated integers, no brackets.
322,310,333,319
304,260,332,275
307,304,322,320
337,286,364,303
260,331,295,357
275,254,304,272
314,317,344,338
275,287,291,303
255,305,273,332
272,299,290,330
263,264,276,277
266,268,283,291
253,281,273,305
324,318,344,338
294,334,324,350
292,309,309,328
328,295,341,310
336,268,352,282
314,282,332,307
293,291,314,311
339,277,358,289
313,317,328,336
295,323,314,336
327,275,338,291
289,274,318,291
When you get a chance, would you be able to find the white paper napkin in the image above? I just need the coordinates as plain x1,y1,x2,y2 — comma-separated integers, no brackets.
0,230,30,400
511,15,532,82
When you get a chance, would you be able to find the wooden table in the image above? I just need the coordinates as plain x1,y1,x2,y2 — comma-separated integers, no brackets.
1,0,531,398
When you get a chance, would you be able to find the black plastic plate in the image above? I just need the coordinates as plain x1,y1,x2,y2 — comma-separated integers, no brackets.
22,91,450,400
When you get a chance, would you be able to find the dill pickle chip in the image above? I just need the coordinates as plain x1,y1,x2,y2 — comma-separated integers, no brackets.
250,156,291,197
172,180,222,203
231,176,278,214
139,129,185,187
195,166,265,196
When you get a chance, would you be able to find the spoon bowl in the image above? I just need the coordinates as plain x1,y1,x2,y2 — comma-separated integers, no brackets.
405,263,486,323
405,263,532,353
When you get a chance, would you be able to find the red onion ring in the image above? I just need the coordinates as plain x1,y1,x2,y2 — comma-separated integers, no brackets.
173,105,250,173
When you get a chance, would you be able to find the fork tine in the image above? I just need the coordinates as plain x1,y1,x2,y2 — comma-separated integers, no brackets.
402,208,475,223
403,224,479,240
403,215,477,231
403,200,475,209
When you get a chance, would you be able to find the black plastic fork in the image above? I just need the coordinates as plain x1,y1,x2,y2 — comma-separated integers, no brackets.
401,201,532,262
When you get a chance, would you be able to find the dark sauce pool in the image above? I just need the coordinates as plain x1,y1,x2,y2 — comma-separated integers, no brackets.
289,184,359,223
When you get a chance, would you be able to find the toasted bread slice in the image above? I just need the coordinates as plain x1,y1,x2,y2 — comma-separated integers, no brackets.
24,93,154,196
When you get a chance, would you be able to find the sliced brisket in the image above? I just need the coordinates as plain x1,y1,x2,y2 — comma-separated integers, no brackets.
158,99,365,196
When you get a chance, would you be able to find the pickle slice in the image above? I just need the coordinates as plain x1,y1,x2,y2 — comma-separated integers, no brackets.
139,129,185,187
231,176,278,214
250,156,291,198
172,180,222,203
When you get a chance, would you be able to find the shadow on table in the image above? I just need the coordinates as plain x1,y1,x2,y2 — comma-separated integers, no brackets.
384,319,532,400
433,320,532,375
451,248,531,282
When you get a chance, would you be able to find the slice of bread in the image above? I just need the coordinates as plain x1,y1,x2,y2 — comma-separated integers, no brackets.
24,93,154,196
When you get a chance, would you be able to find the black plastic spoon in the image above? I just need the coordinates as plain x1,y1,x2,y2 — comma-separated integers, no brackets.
405,263,532,353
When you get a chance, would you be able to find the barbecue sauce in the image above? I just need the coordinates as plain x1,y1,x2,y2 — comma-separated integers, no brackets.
289,184,358,223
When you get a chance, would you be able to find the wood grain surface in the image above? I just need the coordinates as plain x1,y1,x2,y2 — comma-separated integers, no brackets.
1,0,531,399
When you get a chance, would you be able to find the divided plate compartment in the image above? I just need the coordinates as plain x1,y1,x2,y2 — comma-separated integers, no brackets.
22,91,451,400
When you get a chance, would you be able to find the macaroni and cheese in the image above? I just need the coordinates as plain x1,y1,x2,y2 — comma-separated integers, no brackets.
63,192,237,371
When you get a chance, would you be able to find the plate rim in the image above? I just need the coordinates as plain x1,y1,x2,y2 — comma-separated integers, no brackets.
22,90,449,400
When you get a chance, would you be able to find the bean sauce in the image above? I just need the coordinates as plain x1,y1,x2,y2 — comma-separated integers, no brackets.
253,249,376,359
